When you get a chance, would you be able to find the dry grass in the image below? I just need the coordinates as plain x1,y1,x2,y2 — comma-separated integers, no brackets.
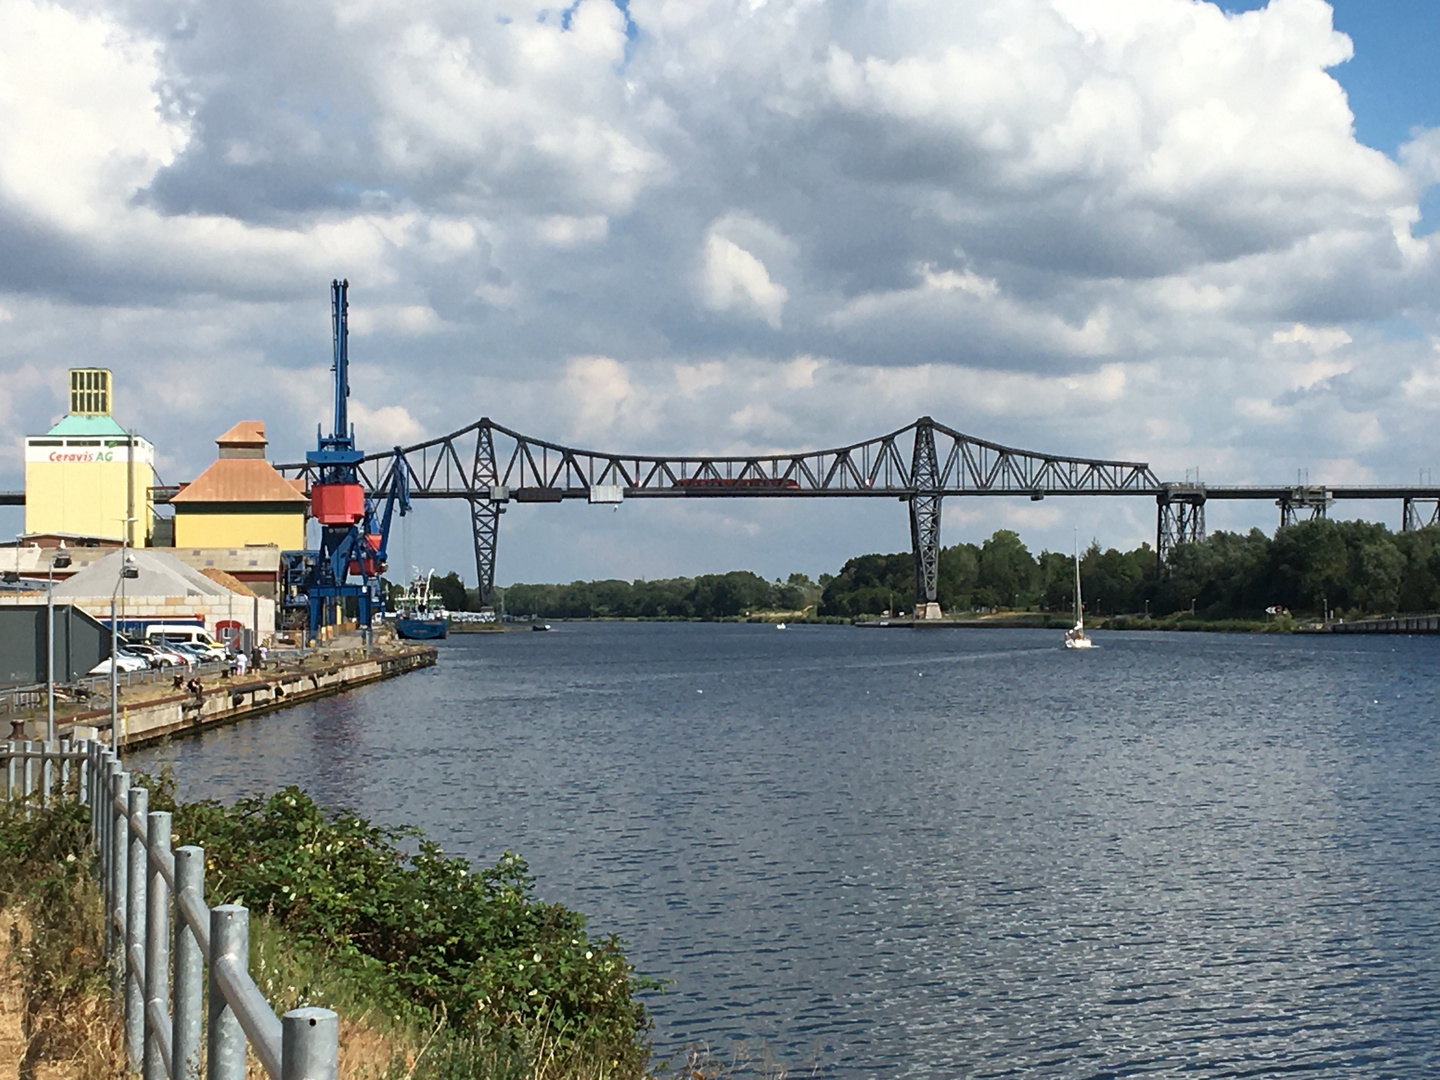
0,904,125,1080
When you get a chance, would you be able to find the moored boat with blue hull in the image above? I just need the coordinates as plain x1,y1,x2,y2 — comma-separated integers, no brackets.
394,569,450,640
396,615,449,640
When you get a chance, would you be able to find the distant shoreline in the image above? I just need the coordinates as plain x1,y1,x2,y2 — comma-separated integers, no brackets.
488,613,1301,633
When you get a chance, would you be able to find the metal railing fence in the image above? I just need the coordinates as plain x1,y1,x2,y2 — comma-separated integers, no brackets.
1,660,230,719
2,649,339,718
2,739,339,1079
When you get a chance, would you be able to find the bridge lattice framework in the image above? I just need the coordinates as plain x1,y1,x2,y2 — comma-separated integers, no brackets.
260,417,1440,613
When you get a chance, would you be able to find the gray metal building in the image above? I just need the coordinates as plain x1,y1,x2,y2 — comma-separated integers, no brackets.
0,603,110,688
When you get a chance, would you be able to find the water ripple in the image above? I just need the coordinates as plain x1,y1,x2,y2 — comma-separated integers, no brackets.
135,625,1440,1077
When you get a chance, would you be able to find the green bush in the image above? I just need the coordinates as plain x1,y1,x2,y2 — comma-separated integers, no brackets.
145,784,652,1074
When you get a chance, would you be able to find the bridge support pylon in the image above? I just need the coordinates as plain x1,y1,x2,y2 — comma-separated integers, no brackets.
1404,497,1440,532
1156,484,1206,570
471,422,503,607
1277,486,1331,529
910,418,943,619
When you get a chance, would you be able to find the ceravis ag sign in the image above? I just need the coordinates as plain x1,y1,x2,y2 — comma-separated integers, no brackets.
24,439,153,465
47,448,118,462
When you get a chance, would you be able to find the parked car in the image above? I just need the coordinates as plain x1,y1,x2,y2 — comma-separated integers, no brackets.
88,650,149,675
147,643,193,668
123,642,183,669
167,641,222,665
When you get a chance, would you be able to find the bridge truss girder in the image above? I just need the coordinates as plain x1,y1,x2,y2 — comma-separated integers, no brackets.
278,417,1159,500
276,416,1160,612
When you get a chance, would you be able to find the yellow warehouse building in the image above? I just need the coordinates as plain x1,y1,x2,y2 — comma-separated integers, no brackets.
24,368,155,544
170,421,308,550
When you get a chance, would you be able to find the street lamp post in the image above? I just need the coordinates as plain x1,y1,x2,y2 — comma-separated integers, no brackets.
110,550,138,748
46,549,72,744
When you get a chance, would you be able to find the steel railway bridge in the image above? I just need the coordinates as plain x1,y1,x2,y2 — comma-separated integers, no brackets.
7,416,1439,614
255,416,1440,615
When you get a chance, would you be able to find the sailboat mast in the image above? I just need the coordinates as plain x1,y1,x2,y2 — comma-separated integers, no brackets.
1073,532,1083,628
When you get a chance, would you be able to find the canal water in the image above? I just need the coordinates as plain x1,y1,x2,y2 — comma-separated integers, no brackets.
132,624,1440,1077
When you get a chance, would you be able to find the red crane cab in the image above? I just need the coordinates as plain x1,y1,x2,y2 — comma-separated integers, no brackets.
311,482,365,526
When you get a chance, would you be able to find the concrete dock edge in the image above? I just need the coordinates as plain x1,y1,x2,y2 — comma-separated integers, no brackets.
59,645,437,749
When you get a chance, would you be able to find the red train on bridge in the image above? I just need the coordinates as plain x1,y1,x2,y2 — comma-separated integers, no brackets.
671,476,803,490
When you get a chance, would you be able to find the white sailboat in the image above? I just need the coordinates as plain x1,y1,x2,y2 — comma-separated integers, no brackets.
1063,537,1094,650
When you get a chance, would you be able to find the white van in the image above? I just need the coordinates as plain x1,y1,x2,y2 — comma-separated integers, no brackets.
145,625,228,657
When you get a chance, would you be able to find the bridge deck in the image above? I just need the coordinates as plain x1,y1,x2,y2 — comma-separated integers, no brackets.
10,486,1440,508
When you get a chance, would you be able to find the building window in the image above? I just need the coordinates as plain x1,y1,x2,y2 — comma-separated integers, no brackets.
69,368,112,416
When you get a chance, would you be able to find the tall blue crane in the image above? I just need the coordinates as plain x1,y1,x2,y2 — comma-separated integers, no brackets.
282,280,410,640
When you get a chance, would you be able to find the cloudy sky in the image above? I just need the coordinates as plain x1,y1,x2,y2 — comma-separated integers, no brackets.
2,0,1438,585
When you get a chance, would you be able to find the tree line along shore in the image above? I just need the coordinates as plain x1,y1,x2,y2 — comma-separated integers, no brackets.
423,518,1440,624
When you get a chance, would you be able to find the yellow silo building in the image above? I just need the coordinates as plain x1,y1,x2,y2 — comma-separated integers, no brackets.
24,368,156,544
169,422,308,550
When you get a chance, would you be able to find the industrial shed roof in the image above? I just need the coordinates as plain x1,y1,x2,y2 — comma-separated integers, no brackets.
52,549,237,600
169,459,307,505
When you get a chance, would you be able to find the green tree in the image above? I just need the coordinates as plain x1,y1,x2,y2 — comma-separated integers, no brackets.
688,571,771,617
818,553,911,616
1395,527,1440,612
976,530,1037,609
1037,550,1075,612
1271,520,1350,614
937,542,980,611
1080,542,1151,615
432,571,469,612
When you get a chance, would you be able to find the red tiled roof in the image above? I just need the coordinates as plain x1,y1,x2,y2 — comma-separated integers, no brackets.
216,421,267,447
169,459,308,505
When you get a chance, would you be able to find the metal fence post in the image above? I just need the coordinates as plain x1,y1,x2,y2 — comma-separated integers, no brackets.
4,739,13,800
173,845,205,1080
209,904,249,1080
101,754,115,910
22,740,34,803
95,750,106,896
281,1008,339,1080
49,744,345,1080
85,744,95,825
126,784,149,1071
145,810,172,1080
109,767,129,1002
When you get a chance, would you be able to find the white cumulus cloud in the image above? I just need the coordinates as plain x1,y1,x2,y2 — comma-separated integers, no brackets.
1,0,1439,580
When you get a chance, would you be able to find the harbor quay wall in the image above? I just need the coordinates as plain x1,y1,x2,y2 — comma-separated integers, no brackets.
62,644,436,749
1324,614,1440,635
